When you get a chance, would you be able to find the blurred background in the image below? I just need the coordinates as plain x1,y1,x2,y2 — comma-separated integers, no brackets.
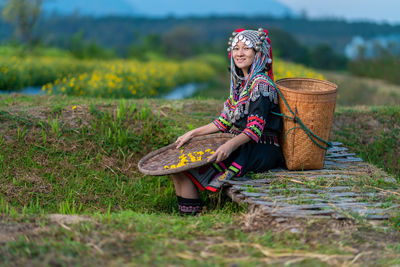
1,0,400,104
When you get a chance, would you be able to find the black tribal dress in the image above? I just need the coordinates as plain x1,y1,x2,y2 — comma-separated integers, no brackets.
184,72,285,192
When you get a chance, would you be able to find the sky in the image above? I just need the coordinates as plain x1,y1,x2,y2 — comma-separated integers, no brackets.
278,0,400,24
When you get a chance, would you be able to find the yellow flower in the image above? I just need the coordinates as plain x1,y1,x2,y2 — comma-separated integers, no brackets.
72,106,77,110
164,166,169,169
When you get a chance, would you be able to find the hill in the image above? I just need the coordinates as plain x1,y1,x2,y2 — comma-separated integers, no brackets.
34,16,400,54
42,0,293,17
43,0,135,16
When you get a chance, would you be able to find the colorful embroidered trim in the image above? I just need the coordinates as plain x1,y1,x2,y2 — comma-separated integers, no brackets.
177,196,202,215
229,162,242,176
184,171,206,191
243,114,266,142
205,186,218,192
213,112,232,132
212,163,223,173
178,205,201,213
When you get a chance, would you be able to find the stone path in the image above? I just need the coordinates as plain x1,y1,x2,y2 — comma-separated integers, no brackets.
225,142,399,221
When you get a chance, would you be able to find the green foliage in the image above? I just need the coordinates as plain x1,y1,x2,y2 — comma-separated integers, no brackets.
0,45,71,57
69,32,117,60
127,34,166,61
161,26,205,58
348,55,400,85
310,44,348,70
269,27,310,65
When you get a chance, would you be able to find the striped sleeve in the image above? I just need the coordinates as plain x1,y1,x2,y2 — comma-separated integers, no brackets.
243,114,265,142
213,99,233,132
213,112,232,132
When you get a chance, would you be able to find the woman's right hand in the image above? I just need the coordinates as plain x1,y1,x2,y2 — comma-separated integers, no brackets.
175,130,195,148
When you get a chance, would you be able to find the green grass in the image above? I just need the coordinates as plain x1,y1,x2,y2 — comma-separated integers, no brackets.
2,211,398,267
348,56,400,86
0,95,237,215
332,105,400,178
0,94,400,266
323,71,400,106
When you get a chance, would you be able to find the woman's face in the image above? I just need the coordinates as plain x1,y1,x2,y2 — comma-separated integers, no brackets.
232,40,256,75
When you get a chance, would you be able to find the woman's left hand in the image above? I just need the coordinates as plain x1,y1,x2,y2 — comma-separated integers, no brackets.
207,142,235,163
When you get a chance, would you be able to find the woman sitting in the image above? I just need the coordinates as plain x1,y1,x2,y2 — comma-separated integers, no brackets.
173,28,285,215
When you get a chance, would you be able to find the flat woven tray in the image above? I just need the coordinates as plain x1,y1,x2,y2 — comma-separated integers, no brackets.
138,133,234,176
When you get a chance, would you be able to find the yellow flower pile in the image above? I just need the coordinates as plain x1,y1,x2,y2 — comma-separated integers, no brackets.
164,148,215,169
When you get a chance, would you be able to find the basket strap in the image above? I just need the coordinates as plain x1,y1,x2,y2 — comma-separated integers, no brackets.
265,76,333,150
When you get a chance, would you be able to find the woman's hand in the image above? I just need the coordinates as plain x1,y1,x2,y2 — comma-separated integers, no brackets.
175,130,195,148
207,142,235,163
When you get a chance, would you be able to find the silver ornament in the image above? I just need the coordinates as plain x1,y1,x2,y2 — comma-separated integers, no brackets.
255,46,260,52
229,37,233,41
228,41,232,46
232,32,238,36
260,36,266,41
267,58,272,64
238,35,244,40
227,47,232,52
245,40,251,46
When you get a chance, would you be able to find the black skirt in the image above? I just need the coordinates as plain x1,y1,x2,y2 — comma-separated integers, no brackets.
184,137,285,192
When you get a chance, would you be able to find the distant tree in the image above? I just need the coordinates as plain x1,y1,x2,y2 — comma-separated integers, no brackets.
2,0,43,45
69,31,116,59
162,26,204,58
269,28,310,65
127,34,166,60
310,44,347,70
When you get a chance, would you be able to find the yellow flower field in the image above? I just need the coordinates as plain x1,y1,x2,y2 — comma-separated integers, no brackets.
43,59,214,98
0,56,95,90
0,54,325,98
274,60,325,81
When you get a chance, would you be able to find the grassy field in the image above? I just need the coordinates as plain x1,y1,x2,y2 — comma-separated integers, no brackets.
323,71,400,106
0,94,399,266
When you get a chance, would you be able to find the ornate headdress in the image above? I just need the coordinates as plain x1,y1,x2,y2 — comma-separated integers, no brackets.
227,28,274,98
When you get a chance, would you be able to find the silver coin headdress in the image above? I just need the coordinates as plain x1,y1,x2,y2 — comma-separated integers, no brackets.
227,28,273,97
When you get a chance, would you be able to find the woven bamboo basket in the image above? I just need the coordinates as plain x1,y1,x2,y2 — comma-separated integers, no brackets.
138,133,234,176
275,78,338,170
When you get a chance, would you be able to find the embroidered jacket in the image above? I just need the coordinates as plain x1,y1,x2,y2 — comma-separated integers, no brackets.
213,73,282,143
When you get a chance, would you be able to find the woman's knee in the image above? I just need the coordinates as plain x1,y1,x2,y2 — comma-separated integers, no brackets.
172,173,187,183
